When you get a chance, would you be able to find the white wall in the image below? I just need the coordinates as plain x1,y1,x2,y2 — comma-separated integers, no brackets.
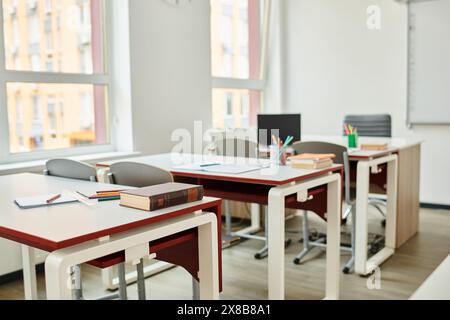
128,0,212,155
281,0,450,205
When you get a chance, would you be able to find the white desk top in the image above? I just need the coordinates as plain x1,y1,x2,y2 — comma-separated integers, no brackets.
302,135,423,160
410,254,450,300
0,173,221,251
97,153,343,186
303,135,423,150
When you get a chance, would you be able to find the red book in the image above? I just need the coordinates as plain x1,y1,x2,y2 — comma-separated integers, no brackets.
120,183,204,212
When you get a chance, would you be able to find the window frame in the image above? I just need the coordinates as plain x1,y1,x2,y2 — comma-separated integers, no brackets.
0,0,116,164
211,0,271,128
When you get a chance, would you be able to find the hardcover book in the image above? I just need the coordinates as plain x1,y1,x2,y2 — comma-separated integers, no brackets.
120,183,204,212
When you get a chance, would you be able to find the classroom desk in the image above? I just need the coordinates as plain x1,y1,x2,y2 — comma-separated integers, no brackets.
97,153,343,300
0,173,222,300
303,135,423,249
410,254,450,300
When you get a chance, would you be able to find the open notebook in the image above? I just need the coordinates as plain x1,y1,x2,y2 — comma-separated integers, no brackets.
15,193,79,209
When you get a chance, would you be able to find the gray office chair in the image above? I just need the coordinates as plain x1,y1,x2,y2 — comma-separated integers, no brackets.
290,142,356,273
44,159,129,300
44,159,97,182
344,114,392,222
214,138,259,159
213,138,258,237
214,138,290,259
343,114,392,138
108,162,174,188
107,162,175,300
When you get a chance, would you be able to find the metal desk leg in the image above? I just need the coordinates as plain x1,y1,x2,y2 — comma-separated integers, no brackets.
21,245,38,300
355,155,398,275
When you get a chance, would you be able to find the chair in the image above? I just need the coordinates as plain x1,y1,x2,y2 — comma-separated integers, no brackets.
214,138,259,159
214,138,290,259
290,142,356,273
344,114,392,222
44,159,97,182
108,162,174,188
343,114,392,138
44,159,129,300
107,162,176,299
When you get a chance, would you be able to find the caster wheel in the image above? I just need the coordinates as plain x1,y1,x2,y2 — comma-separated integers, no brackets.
285,239,293,248
293,258,301,265
342,218,348,225
254,253,265,260
381,219,386,228
299,238,304,244
343,267,351,274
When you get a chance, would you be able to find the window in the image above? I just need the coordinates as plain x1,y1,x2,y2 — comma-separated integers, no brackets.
0,0,112,162
210,0,269,129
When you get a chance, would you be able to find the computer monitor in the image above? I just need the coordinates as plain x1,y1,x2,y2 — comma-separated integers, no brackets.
257,114,302,146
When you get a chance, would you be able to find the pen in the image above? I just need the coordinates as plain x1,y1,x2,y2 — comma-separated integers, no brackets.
76,191,90,199
46,194,61,204
200,163,221,168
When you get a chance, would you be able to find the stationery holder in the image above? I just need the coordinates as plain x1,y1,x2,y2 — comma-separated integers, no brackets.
269,145,287,166
347,133,358,149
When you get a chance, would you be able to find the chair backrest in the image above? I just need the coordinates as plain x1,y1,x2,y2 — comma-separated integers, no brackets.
291,141,347,165
343,114,392,138
291,141,351,205
215,138,258,159
109,162,174,188
45,159,97,182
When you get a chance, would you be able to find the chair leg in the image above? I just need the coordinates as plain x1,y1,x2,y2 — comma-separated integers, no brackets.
255,207,292,260
224,201,232,236
117,263,128,300
255,207,268,259
343,206,356,274
192,278,200,300
136,259,146,300
73,265,83,300
294,211,313,265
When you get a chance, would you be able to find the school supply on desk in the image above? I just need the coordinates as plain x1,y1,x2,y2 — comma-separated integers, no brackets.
361,143,389,151
120,183,204,212
174,163,264,175
269,135,295,166
344,124,359,148
288,153,336,170
15,193,78,209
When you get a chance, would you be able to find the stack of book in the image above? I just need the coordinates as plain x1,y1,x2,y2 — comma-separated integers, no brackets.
288,153,336,170
361,143,389,151
120,183,204,212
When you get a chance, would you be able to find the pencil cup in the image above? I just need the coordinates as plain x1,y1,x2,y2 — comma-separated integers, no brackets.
269,146,287,166
348,133,358,149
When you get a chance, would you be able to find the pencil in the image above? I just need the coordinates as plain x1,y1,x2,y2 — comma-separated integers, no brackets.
46,194,61,204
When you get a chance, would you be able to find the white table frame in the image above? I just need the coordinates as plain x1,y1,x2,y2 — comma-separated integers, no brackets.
45,212,219,300
268,172,342,300
355,154,398,276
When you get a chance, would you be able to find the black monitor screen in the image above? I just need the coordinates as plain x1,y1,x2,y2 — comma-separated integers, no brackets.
258,114,302,146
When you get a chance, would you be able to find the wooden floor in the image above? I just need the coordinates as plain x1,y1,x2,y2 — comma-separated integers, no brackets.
1,207,449,300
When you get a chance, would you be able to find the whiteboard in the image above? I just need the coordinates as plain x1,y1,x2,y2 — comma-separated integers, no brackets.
408,0,450,125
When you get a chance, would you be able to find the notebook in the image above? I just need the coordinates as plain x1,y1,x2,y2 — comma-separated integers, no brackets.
15,193,79,209
174,163,264,175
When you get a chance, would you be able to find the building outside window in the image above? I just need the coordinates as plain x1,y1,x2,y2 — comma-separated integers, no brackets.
210,0,269,129
0,0,111,162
